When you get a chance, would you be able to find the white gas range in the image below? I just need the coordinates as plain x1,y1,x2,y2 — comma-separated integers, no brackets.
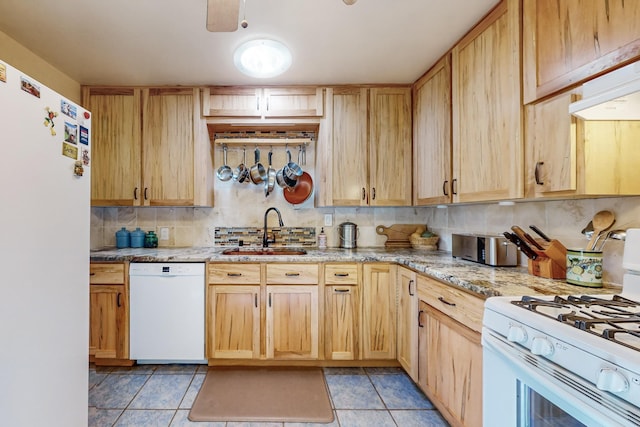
482,229,640,427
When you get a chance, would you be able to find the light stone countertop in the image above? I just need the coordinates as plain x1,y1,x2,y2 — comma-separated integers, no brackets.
90,246,621,298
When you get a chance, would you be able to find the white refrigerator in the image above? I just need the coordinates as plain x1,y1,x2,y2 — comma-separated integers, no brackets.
0,60,91,427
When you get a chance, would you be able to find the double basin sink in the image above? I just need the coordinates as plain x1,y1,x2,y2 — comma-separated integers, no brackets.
221,247,307,256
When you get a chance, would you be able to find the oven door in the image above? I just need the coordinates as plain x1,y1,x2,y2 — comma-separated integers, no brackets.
482,328,639,427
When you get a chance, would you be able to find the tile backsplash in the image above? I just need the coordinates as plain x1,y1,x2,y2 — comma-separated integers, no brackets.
91,195,640,286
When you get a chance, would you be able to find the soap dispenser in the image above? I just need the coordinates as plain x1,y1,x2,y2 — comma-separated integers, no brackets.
318,227,327,249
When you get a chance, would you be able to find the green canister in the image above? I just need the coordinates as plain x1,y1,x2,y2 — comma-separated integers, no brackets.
144,231,158,248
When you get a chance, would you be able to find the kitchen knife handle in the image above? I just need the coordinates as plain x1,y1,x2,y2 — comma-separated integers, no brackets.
535,161,544,185
529,225,551,242
511,226,545,251
503,232,538,260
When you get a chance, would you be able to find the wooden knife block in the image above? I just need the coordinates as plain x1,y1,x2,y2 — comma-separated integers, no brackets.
527,239,567,280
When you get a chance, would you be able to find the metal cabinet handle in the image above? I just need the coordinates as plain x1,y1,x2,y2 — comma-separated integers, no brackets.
535,161,544,185
438,296,456,307
451,179,458,195
408,279,415,296
334,289,350,293
372,187,376,200
268,293,272,307
418,309,424,328
285,272,300,277
227,272,242,277
144,187,149,200
117,292,122,308
442,180,449,196
89,272,96,276
254,293,258,308
362,187,366,200
334,273,350,277
133,187,138,200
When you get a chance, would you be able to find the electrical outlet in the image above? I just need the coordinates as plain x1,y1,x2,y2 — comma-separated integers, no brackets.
324,214,333,226
159,227,170,241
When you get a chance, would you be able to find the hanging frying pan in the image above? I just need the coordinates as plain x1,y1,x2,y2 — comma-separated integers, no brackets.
283,171,313,205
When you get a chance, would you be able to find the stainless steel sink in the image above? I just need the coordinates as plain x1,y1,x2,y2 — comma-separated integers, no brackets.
221,248,307,256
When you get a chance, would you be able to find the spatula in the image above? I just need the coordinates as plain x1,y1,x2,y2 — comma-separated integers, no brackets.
586,210,615,251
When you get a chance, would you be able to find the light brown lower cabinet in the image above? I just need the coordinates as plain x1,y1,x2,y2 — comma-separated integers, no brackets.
324,263,360,360
207,285,260,359
89,262,131,365
397,266,418,380
361,263,397,359
266,285,319,360
417,275,484,427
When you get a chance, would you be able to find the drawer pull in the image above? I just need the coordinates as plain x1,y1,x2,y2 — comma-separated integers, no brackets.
227,272,242,277
254,293,258,308
90,272,96,276
438,296,456,307
418,309,424,328
334,273,350,277
334,289,350,293
408,279,415,296
117,292,122,308
285,272,300,277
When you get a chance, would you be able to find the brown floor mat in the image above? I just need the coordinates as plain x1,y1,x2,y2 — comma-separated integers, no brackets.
189,366,334,423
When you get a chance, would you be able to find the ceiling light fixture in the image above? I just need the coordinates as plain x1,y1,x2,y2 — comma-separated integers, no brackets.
233,39,292,78
343,0,358,4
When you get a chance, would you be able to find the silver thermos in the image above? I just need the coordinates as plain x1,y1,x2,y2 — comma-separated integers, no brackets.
338,221,358,249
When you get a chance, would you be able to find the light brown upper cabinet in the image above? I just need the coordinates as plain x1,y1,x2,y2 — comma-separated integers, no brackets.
451,0,523,203
82,87,214,207
317,87,412,206
523,0,640,103
526,89,640,198
82,88,142,206
202,86,324,118
413,55,452,205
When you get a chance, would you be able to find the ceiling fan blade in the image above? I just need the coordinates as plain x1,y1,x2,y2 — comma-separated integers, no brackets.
206,0,240,32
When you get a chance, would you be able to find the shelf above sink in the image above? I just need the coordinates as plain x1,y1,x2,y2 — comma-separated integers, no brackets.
221,248,308,256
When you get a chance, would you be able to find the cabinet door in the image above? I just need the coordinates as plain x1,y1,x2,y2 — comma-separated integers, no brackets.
142,88,198,206
452,0,523,203
325,285,359,360
397,267,418,380
413,55,452,205
266,285,319,359
523,0,640,103
525,91,578,198
82,87,142,206
329,87,369,206
208,285,260,359
263,87,324,117
422,302,482,427
202,87,262,117
369,87,412,206
361,264,396,359
89,285,128,359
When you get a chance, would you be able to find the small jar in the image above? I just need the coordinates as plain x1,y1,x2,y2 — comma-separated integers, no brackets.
115,227,130,249
144,231,158,248
130,227,145,248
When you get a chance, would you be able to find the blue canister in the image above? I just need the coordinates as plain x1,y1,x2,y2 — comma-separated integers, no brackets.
115,227,130,248
130,227,145,248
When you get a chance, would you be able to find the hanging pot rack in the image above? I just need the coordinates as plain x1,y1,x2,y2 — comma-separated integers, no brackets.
213,137,311,147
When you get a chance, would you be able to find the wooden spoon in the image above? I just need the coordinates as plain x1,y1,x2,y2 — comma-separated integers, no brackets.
586,210,615,251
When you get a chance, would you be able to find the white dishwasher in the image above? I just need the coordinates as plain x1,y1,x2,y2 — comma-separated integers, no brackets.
129,262,206,363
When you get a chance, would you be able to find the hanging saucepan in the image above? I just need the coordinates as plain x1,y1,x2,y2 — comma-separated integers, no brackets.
216,145,233,182
265,149,276,196
233,147,249,183
284,171,313,205
249,147,267,185
283,148,303,180
276,167,297,189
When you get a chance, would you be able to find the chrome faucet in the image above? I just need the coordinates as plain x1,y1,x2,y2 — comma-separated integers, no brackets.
263,207,284,248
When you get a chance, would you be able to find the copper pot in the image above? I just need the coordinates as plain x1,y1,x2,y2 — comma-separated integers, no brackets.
283,171,313,205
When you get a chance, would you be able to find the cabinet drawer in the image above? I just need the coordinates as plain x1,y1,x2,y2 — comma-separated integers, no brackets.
324,264,358,285
90,263,125,284
417,275,485,333
266,264,319,284
209,263,261,284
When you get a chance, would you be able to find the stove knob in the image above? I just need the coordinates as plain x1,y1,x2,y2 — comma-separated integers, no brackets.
507,325,528,344
597,368,629,393
531,337,554,357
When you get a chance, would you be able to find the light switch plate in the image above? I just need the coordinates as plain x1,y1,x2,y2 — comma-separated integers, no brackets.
324,214,333,226
159,227,170,240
